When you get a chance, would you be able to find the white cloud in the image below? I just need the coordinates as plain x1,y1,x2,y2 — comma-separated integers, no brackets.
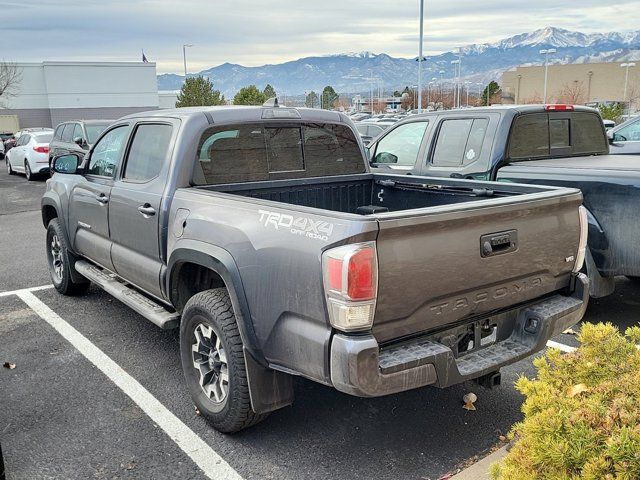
4,0,640,73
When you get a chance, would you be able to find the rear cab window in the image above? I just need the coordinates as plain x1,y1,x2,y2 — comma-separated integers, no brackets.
509,111,607,160
193,122,364,185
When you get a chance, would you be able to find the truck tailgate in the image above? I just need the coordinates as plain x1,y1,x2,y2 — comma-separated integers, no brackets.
373,189,583,343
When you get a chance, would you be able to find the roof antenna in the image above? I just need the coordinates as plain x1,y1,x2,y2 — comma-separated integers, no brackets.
263,97,279,107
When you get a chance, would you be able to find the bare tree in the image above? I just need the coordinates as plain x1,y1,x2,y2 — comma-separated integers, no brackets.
0,61,21,107
556,81,585,105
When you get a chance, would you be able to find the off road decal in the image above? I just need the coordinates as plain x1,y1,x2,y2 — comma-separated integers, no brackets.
258,210,334,241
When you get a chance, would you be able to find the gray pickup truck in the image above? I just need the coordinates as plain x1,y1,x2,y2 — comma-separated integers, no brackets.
43,105,588,432
369,104,640,298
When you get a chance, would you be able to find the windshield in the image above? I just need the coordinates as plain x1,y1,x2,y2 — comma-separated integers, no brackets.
85,124,110,144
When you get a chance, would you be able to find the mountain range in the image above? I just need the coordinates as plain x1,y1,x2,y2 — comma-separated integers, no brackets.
157,27,640,97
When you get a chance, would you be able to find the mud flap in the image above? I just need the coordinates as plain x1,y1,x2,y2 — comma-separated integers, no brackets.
585,249,614,298
243,347,294,414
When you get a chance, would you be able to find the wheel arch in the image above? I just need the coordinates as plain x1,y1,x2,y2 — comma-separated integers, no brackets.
167,241,263,365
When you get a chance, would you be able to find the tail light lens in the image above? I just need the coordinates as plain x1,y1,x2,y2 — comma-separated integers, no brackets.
33,146,49,153
323,242,378,332
573,206,588,273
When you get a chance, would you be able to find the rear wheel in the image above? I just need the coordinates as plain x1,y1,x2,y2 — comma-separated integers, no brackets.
7,158,13,175
25,160,34,181
46,218,90,295
180,288,267,433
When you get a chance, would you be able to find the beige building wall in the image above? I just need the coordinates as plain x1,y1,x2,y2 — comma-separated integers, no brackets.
501,62,640,111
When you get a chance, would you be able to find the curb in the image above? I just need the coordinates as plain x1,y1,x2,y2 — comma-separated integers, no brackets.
449,446,508,480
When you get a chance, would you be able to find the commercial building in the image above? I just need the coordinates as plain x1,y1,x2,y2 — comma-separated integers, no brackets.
501,61,639,111
0,61,159,128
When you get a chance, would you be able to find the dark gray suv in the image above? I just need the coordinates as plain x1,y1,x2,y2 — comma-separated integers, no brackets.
48,120,112,170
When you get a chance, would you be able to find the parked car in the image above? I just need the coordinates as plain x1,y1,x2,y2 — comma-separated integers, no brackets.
368,104,640,298
607,115,640,155
6,130,54,180
0,138,4,160
354,122,385,146
48,120,112,170
603,119,616,131
43,105,588,432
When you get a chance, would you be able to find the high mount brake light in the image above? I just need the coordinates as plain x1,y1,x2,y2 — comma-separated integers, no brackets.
545,104,574,111
323,242,378,332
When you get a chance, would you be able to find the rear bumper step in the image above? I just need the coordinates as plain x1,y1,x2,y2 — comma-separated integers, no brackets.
74,260,179,330
330,273,588,397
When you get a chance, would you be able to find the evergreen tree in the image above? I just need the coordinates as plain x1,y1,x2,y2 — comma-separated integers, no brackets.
233,85,267,105
175,76,225,107
321,86,339,109
481,81,501,106
305,91,319,108
263,84,277,99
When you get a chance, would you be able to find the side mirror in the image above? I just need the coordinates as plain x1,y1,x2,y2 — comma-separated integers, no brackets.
52,153,82,174
607,130,614,145
73,136,84,147
372,152,399,165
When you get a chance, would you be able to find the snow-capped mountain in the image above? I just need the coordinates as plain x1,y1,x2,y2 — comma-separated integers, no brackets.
157,27,640,96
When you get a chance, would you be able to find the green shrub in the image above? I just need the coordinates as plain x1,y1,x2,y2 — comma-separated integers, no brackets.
491,323,640,480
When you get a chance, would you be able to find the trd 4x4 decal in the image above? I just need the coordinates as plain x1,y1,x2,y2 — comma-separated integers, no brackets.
258,210,334,241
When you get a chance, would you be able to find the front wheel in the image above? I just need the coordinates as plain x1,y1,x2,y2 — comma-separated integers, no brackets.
180,288,267,433
46,219,90,295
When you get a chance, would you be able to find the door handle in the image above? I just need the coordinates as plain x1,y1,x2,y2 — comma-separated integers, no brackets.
138,204,156,217
95,194,109,205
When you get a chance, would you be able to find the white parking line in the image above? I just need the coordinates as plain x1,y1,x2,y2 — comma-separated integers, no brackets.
546,340,577,353
16,290,243,480
0,284,53,297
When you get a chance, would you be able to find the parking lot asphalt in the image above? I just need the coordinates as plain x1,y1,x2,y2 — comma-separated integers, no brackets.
1,165,639,480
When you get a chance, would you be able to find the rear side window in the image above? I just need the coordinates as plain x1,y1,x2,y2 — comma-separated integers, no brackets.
194,122,364,185
72,124,84,142
54,125,64,140
509,112,607,159
61,124,75,143
123,124,172,182
432,118,488,167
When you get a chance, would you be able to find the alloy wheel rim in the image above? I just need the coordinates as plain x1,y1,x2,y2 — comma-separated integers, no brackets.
192,323,229,403
50,234,63,280
25,163,30,179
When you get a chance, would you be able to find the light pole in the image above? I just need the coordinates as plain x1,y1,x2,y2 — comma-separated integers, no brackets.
417,0,425,113
540,48,556,103
451,60,460,109
621,62,636,116
464,81,471,107
183,44,193,78
411,85,418,111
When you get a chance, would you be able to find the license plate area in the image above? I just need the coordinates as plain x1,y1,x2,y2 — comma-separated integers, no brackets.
430,318,501,358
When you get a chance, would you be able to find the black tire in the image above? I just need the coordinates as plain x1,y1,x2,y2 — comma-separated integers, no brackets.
180,288,267,433
626,276,640,283
25,160,34,181
6,158,13,175
46,218,90,295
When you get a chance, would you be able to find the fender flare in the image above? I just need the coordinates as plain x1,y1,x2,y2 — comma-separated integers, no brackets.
167,240,294,414
167,240,264,365
583,208,613,275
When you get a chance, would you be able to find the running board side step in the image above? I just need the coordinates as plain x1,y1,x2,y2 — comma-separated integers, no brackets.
75,260,180,330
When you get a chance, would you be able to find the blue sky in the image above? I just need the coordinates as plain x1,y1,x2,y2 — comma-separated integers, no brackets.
3,0,640,73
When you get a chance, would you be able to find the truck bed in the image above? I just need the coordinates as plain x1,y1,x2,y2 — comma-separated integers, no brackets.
198,173,556,215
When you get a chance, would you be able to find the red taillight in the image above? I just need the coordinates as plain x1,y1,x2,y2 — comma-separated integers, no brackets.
347,248,375,300
33,146,49,153
545,104,574,111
